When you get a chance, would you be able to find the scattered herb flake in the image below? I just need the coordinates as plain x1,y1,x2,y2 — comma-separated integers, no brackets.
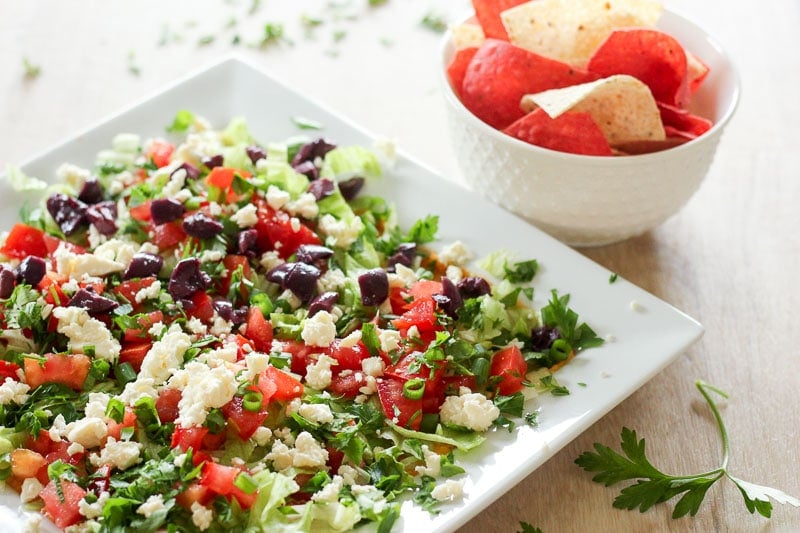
420,12,448,33
609,273,619,284
291,116,324,130
518,522,544,533
22,57,41,79
127,50,141,76
197,34,215,46
260,22,285,47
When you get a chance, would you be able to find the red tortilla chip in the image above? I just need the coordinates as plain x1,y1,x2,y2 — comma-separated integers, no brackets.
587,29,690,108
657,102,712,138
687,51,710,94
472,0,528,40
504,108,613,156
447,47,479,100
462,40,599,129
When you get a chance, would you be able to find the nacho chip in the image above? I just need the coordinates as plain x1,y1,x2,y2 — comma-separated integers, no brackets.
451,23,486,50
587,28,689,107
501,0,663,66
447,47,479,100
521,75,665,146
687,51,710,94
657,102,712,138
504,108,613,156
473,0,529,40
461,39,599,129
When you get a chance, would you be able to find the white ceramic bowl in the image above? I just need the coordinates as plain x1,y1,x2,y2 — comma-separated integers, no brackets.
440,9,740,247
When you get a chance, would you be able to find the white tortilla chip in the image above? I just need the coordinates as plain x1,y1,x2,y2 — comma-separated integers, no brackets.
521,75,665,146
450,23,485,50
501,0,663,66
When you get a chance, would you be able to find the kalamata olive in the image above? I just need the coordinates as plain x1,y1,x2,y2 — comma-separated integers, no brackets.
387,242,417,271
169,258,210,299
237,229,259,257
291,138,336,166
307,178,335,201
182,212,223,240
77,178,104,204
86,201,118,236
212,299,247,325
457,276,492,299
123,252,164,280
150,198,186,225
308,291,339,317
0,267,16,299
246,145,267,165
201,154,224,169
293,160,318,181
358,269,389,307
295,244,334,266
433,277,463,318
338,176,365,201
172,162,200,181
46,193,87,235
267,262,320,303
16,256,47,286
68,288,119,314
530,325,561,352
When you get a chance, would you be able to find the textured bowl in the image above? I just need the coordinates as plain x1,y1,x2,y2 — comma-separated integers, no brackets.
440,9,739,247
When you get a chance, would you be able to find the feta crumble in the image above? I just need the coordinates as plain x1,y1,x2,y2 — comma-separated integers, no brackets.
439,388,499,432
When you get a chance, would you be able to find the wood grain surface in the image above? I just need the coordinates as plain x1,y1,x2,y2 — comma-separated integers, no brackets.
1,1,798,532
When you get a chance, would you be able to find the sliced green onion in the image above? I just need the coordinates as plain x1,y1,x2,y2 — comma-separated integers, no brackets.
116,362,137,386
105,398,126,423
242,391,263,412
550,339,572,362
472,357,490,385
234,472,259,494
403,378,426,400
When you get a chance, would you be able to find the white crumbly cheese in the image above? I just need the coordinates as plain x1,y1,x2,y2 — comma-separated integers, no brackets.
361,357,385,378
174,131,222,165
138,324,191,384
289,216,302,233
23,513,42,533
117,377,158,405
339,329,361,348
302,310,337,347
438,241,472,266
318,214,364,248
388,263,418,288
439,389,499,432
260,250,284,271
171,362,238,427
20,478,44,503
298,403,334,424
56,163,91,191
279,289,302,310
190,501,213,531
241,351,270,382
285,397,302,416
53,306,121,362
265,185,291,210
252,426,273,447
87,225,107,249
93,239,138,270
138,242,160,255
209,315,234,337
312,475,344,503
48,414,68,441
292,431,329,468
207,201,223,217
406,325,421,339
79,491,109,519
266,439,294,471
230,203,259,228
185,317,208,336
161,168,186,198
630,300,645,312
67,442,85,456
0,377,30,405
148,321,166,338
90,437,142,470
358,375,378,396
304,354,337,390
414,445,441,477
445,265,464,283
337,465,359,486
200,342,237,368
134,280,162,303
350,484,388,514
431,478,465,502
136,494,166,518
199,249,224,263
317,268,346,293
377,329,401,353
66,417,108,449
286,192,319,219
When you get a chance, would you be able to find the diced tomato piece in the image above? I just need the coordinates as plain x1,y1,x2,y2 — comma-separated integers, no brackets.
392,297,439,335
328,372,366,398
376,377,423,430
44,438,83,466
171,426,209,452
155,388,182,424
10,449,47,480
219,255,252,300
129,201,152,222
187,291,215,323
87,465,112,496
389,286,409,315
42,234,85,256
23,353,90,391
200,462,257,509
489,344,528,395
328,339,368,372
115,276,158,305
0,360,20,381
0,223,48,258
106,409,136,442
122,310,165,343
254,201,322,259
222,396,269,439
385,352,445,409
202,431,227,451
244,307,273,353
38,274,68,307
260,366,303,401
409,280,443,301
152,221,186,250
26,430,55,456
443,374,477,395
176,482,212,509
40,480,86,528
146,140,175,168
205,167,251,204
252,372,278,406
118,342,152,372
285,341,316,377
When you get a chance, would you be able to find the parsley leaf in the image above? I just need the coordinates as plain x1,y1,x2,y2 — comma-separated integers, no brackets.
576,380,800,519
504,259,538,283
406,215,439,244
540,290,604,352
518,522,543,533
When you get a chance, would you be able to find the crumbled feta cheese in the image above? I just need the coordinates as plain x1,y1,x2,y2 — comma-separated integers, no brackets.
439,389,499,432
358,375,378,396
302,311,337,347
148,321,165,338
185,317,208,336
20,478,44,503
298,403,334,424
337,464,359,486
414,445,441,477
56,163,91,191
318,214,364,248
292,431,329,468
252,427,273,447
289,216,302,233
312,475,344,503
431,478,465,502
134,279,161,303
209,314,234,337
174,130,223,166
339,329,361,348
67,442,85,456
207,201,223,217
93,239,137,269
361,357,385,378
438,241,472,266
138,242,160,255
191,501,213,531
79,491,109,519
278,289,302,310
90,437,142,470
445,264,463,283
266,439,293,470
304,354,337,390
66,417,108,449
199,249,224,263
630,300,645,312
350,484,388,514
317,268,346,293
87,225,107,249
117,376,158,405
407,325,420,339
265,185,291,210
137,494,166,518
286,192,319,219
242,351,270,382
230,203,259,228
0,377,30,406
172,362,238,427
377,329,401,353
48,414,68,442
388,263,418,288
260,250,284,271
285,398,302,416
53,306,121,362
138,323,191,384
161,168,186,198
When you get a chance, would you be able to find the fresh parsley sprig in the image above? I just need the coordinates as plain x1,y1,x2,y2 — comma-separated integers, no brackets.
575,380,800,519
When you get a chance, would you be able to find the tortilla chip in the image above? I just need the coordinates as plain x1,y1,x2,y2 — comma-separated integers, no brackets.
521,74,665,146
687,51,710,94
451,24,486,50
447,47,479,99
472,0,529,40
657,102,712,138
504,109,613,156
501,0,663,66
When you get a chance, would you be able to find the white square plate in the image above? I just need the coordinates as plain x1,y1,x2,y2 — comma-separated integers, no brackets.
0,57,703,532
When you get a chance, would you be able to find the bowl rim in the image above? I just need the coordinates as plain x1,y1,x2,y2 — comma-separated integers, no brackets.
439,7,741,164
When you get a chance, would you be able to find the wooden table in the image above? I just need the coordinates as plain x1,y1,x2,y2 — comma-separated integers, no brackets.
1,1,798,531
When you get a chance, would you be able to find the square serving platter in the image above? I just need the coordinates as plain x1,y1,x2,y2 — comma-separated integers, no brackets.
0,56,703,532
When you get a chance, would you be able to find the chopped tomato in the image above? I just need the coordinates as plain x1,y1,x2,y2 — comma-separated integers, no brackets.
118,342,152,372
38,273,69,307
409,280,443,301
285,341,315,377
23,353,90,391
200,462,257,509
219,255,252,300
385,353,445,412
389,286,409,315
122,310,164,342
10,448,47,481
171,426,209,452
115,277,159,308
40,480,86,528
0,223,48,258
106,408,136,442
129,201,152,222
222,396,269,439
489,345,528,395
155,388,182,424
391,297,439,337
42,234,85,256
44,438,83,467
205,167,251,203
0,360,20,381
329,339,369,372
244,306,273,353
254,201,322,259
259,366,303,401
187,291,215,323
376,377,423,430
152,221,186,250
176,482,212,509
146,140,175,168
329,372,366,398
